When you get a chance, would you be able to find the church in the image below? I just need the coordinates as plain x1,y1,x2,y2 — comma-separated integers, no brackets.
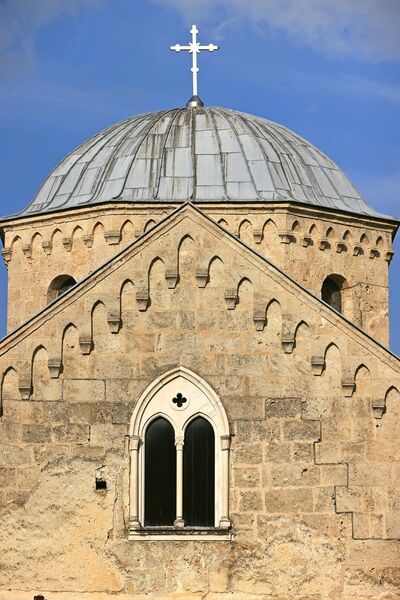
0,25,400,600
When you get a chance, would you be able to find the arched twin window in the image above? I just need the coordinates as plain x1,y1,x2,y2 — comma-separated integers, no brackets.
128,367,231,540
144,416,214,527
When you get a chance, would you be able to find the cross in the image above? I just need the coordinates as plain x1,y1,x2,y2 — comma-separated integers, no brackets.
170,25,219,105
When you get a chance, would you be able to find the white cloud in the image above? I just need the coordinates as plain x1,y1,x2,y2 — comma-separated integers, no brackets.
0,0,104,77
155,0,400,62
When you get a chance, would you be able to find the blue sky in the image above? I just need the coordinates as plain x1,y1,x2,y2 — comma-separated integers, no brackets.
0,0,399,351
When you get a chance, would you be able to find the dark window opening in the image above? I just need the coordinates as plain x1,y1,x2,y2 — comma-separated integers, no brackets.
95,478,107,490
183,417,215,526
47,274,77,303
145,417,176,526
322,276,344,313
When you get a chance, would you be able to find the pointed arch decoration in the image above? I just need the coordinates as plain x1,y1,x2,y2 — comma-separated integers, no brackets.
128,366,231,540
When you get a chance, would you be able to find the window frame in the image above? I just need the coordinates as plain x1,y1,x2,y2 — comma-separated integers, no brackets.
128,367,232,541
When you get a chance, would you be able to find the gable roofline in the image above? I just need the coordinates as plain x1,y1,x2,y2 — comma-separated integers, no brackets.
0,202,398,369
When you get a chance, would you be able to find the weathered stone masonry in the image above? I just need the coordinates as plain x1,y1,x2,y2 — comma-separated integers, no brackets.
0,204,399,599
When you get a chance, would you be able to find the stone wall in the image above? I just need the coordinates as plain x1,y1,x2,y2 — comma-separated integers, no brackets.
0,202,395,344
0,205,399,599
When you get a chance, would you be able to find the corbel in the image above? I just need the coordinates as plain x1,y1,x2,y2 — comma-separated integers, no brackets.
311,355,325,376
302,235,313,247
22,244,32,258
253,307,266,331
1,247,12,263
18,363,32,400
353,245,363,256
224,288,238,310
319,239,330,251
253,229,263,244
336,242,347,254
136,288,150,311
104,230,121,245
372,398,386,420
281,316,297,353
62,237,73,252
369,248,380,259
82,234,94,248
165,268,179,289
385,249,394,263
341,373,355,397
278,231,294,244
107,311,121,334
42,241,53,256
195,268,209,288
48,357,62,379
282,336,295,354
79,334,92,355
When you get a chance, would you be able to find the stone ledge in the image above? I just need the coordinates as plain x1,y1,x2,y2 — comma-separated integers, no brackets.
128,525,233,541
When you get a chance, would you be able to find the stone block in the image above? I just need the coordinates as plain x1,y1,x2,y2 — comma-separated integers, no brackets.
387,487,400,511
233,466,260,488
265,397,301,418
265,488,314,513
366,441,400,462
52,424,90,443
321,419,352,441
225,395,265,421
349,463,391,486
177,310,196,329
341,442,366,462
320,464,347,485
106,378,145,404
349,539,400,563
292,442,314,463
315,441,341,464
386,512,400,538
15,465,41,489
143,310,177,329
225,354,267,376
271,464,320,487
63,378,105,403
233,442,263,465
22,424,51,443
89,423,127,448
42,401,68,423
91,402,113,423
253,420,281,442
265,442,292,463
125,332,156,353
0,467,16,487
112,402,133,425
335,486,387,513
68,402,93,424
239,490,263,512
0,446,32,465
283,420,320,441
314,486,336,513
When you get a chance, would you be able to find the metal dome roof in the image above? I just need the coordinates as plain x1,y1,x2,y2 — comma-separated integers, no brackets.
13,107,392,220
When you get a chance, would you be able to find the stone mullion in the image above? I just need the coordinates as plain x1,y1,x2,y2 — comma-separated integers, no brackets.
174,435,185,528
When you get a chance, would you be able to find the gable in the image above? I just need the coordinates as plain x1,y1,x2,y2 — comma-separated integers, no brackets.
0,202,399,411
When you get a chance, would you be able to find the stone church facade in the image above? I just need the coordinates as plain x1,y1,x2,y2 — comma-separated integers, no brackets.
0,107,399,599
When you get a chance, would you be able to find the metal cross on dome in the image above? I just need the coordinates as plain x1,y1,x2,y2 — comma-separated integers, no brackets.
170,25,219,108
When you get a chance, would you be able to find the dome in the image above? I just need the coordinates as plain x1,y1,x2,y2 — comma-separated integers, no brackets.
14,107,391,220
